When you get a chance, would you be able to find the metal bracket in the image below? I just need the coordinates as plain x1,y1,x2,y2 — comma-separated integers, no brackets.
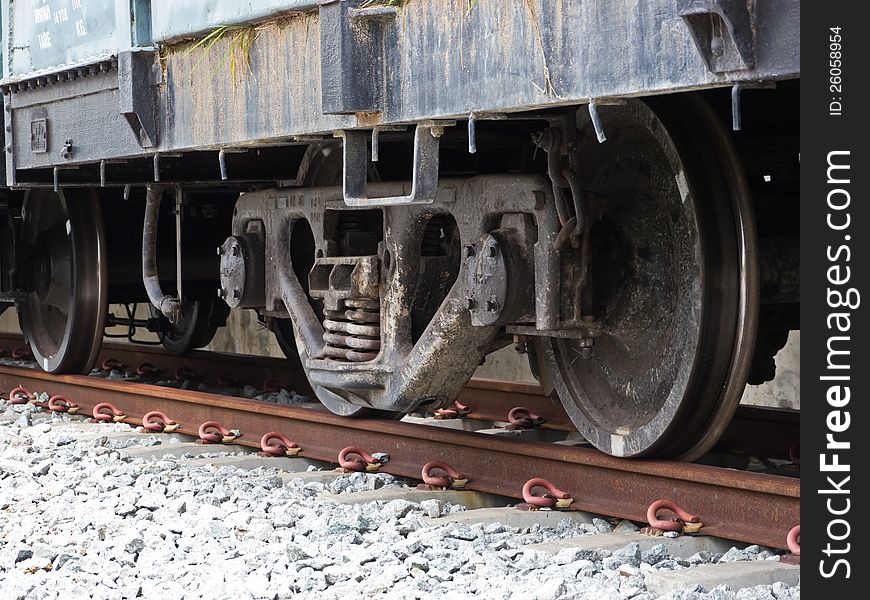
731,81,776,131
320,0,395,115
337,121,452,207
118,50,159,147
679,0,755,73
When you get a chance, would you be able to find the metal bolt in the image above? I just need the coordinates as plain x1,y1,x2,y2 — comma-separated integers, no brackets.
466,297,477,310
217,288,227,299
580,337,594,359
486,299,500,312
216,246,224,256
710,36,724,58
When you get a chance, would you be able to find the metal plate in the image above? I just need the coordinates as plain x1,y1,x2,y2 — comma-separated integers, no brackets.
30,118,47,153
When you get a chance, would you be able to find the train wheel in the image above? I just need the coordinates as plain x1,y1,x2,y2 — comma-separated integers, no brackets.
532,96,758,459
266,317,302,366
152,299,229,355
18,189,107,373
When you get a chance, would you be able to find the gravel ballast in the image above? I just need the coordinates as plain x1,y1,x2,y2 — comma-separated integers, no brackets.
0,402,799,599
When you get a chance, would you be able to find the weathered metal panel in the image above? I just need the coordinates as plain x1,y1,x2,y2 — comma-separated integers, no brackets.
0,0,136,81
2,0,800,180
8,71,143,169
158,0,799,150
149,0,320,42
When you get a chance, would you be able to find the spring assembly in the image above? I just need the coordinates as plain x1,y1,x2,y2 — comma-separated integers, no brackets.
421,215,448,256
322,297,381,361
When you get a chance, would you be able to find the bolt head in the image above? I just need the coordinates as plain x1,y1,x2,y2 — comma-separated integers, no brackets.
217,288,226,299
486,299,500,312
216,246,224,256
466,297,477,310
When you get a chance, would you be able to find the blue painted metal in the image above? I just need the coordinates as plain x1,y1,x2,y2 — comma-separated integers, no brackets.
150,0,320,42
1,0,130,80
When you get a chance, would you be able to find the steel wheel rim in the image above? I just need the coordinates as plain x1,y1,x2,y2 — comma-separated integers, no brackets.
19,189,107,373
538,97,757,459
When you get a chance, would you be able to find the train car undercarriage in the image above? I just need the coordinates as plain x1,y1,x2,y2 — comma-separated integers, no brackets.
0,1,799,460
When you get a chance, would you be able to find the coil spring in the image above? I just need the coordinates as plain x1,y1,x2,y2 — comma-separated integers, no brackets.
338,213,367,233
322,297,381,361
421,216,447,256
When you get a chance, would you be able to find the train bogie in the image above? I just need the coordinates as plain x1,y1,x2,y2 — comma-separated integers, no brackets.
0,1,800,459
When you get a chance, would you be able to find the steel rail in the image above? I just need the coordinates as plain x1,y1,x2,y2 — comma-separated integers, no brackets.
0,364,798,549
0,334,799,458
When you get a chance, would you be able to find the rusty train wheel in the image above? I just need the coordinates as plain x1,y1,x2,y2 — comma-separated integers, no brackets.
18,189,107,374
533,96,758,459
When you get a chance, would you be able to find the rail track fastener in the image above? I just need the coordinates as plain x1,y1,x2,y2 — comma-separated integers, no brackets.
136,362,161,377
142,411,179,433
507,407,546,429
101,358,125,372
783,525,800,563
198,421,241,444
259,432,301,457
643,499,703,534
92,402,126,423
419,461,469,490
175,366,199,381
47,395,80,414
433,401,470,419
519,478,574,510
11,347,33,360
8,386,35,404
338,446,390,472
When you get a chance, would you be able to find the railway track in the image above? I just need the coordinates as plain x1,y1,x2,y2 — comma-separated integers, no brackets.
0,407,800,598
0,335,799,553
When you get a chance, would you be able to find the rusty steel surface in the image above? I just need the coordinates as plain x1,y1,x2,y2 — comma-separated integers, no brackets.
0,364,798,549
0,333,800,459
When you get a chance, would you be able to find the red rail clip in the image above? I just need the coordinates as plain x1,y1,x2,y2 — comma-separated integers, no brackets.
786,525,800,556
433,401,470,420
198,420,240,444
421,461,468,489
175,366,199,381
507,407,545,428
646,500,702,534
47,395,80,414
7,386,35,405
521,478,574,509
101,357,125,372
338,446,389,472
142,411,179,433
92,402,126,423
11,346,33,360
136,362,161,377
260,432,301,457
